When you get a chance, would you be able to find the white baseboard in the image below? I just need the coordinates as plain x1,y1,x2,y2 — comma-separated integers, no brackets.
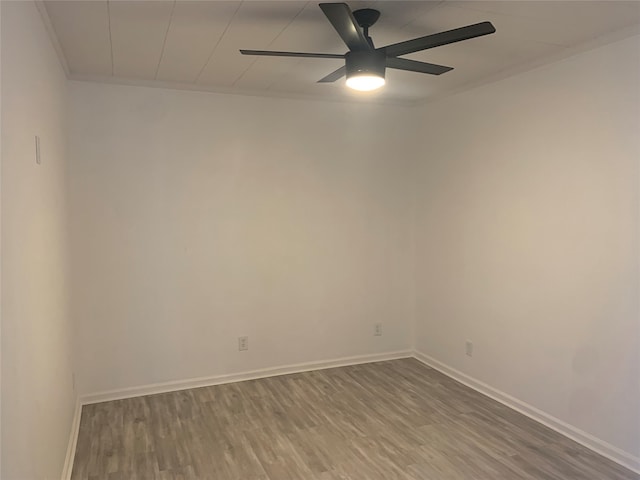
67,350,638,477
61,396,81,480
80,350,413,405
413,350,640,475
64,350,409,478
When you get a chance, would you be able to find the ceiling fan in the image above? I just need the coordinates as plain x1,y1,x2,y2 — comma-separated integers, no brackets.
240,3,496,91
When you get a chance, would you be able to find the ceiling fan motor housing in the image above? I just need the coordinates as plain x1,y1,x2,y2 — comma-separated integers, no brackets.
345,50,386,80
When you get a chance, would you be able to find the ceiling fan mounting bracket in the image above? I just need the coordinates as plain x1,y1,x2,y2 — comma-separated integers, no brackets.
352,8,380,29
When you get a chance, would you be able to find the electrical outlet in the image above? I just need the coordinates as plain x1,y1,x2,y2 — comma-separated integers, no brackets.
374,323,383,336
465,340,473,357
238,336,249,351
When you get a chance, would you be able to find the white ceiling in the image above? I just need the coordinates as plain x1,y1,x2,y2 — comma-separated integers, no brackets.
41,1,640,105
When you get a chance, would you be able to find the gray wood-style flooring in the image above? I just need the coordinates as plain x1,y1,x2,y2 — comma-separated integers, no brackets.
72,358,638,479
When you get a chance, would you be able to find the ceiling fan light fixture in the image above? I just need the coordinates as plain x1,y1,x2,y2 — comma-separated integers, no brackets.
345,50,386,91
346,74,385,91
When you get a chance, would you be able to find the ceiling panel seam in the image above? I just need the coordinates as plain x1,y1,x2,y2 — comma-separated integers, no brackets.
402,0,447,30
232,1,311,87
35,0,71,76
194,1,244,84
154,0,177,80
107,0,114,75
265,56,304,91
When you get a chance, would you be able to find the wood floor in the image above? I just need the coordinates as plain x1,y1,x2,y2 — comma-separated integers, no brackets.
72,358,638,480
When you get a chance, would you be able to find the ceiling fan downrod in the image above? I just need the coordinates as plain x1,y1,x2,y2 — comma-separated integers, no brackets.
353,8,380,48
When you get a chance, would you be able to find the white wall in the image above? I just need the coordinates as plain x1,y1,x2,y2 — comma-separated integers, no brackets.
413,35,640,460
69,83,414,396
5,5,634,473
1,2,75,479
0,2,3,475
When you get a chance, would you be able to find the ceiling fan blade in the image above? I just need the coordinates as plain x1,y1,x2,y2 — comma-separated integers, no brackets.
319,3,371,51
382,22,496,57
386,57,453,75
318,66,346,83
240,49,344,59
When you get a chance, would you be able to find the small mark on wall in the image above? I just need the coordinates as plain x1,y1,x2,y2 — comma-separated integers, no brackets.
35,135,41,165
